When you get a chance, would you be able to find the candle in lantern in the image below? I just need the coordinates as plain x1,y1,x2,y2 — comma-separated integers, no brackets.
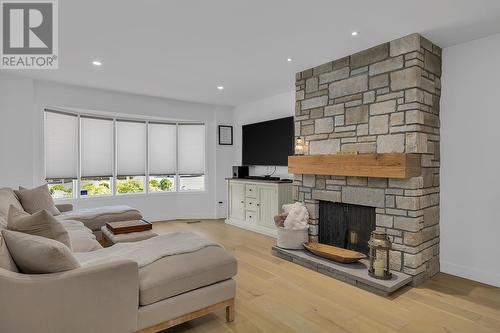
373,259,385,277
295,137,305,155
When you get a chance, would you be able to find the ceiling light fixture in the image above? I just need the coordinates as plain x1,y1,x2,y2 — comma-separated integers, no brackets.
287,58,292,62
217,86,224,90
351,31,358,36
92,60,102,66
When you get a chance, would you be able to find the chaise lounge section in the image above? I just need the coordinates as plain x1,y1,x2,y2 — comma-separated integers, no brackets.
0,186,238,333
56,204,143,234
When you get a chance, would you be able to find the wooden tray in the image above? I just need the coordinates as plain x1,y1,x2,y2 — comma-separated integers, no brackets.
303,242,366,263
106,219,152,235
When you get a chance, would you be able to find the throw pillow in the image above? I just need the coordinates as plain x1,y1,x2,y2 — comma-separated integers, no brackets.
0,234,19,272
1,230,80,274
14,184,61,216
7,205,71,249
0,187,24,219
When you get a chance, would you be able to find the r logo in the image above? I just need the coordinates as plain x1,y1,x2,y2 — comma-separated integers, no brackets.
2,2,53,54
1,0,57,69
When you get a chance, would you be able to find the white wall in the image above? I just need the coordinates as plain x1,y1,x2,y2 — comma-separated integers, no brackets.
0,75,35,188
233,90,295,179
0,74,234,221
441,33,500,287
214,106,235,217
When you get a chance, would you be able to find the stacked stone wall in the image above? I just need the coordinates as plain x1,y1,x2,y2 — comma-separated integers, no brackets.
293,34,441,285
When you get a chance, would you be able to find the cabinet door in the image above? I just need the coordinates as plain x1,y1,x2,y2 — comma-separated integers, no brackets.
229,183,245,220
257,185,278,227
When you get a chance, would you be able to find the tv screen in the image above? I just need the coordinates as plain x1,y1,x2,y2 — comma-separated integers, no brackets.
242,116,294,166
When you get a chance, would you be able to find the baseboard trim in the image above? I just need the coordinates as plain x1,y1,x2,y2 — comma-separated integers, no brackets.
440,261,500,287
225,219,277,238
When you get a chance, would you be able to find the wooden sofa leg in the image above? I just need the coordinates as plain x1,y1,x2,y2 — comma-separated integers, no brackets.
226,299,235,322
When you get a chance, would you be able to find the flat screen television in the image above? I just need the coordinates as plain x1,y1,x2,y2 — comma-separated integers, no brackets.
242,116,294,166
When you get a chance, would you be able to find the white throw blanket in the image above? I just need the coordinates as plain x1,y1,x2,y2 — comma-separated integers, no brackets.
282,202,309,230
74,232,220,268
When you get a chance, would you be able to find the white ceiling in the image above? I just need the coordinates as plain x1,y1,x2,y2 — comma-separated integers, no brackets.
7,0,500,106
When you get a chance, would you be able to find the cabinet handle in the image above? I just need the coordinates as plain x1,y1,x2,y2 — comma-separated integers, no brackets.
240,201,244,203
256,204,259,206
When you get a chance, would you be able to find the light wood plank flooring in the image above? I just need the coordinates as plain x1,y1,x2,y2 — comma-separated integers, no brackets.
152,219,500,333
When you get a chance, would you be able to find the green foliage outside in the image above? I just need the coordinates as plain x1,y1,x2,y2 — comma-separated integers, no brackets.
149,178,173,192
81,181,111,196
117,179,144,193
50,177,174,197
49,184,73,198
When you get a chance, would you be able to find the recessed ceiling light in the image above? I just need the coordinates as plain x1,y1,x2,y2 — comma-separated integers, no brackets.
217,86,224,90
351,31,358,36
287,58,292,62
92,60,102,66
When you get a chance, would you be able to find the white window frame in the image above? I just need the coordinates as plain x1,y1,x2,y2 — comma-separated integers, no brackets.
43,108,207,201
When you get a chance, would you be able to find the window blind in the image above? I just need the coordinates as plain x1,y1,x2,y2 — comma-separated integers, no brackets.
148,123,176,175
80,117,114,177
116,120,146,176
45,111,78,179
178,124,205,174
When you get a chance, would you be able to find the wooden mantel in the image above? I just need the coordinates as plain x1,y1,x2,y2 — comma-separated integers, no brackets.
288,153,421,179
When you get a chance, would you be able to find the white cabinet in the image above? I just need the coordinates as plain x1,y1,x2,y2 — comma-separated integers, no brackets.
229,182,245,220
257,185,277,228
225,179,293,237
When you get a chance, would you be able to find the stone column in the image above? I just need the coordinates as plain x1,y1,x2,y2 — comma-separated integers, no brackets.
293,34,442,285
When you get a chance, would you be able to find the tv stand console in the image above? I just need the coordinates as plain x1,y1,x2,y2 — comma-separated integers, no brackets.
244,176,283,181
225,178,293,237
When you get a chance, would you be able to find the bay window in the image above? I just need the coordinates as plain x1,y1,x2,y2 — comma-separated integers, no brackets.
80,117,114,197
148,122,177,192
116,120,147,194
178,124,205,191
43,109,206,199
44,111,78,198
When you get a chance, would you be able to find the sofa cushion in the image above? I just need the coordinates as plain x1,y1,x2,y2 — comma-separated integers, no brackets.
7,205,71,248
0,234,19,272
0,216,6,230
14,184,61,216
0,187,23,219
2,230,80,274
57,205,142,231
138,246,237,306
61,220,102,252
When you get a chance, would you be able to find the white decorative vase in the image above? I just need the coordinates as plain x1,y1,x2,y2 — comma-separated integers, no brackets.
276,226,309,250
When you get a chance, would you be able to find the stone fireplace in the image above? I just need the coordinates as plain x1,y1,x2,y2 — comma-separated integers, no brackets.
292,33,441,286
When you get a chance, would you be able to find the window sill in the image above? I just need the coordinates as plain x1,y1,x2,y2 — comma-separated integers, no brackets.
54,189,208,202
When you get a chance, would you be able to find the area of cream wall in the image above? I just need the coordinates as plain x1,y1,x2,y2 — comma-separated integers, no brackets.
214,106,235,217
232,90,295,179
441,33,500,287
0,74,35,188
0,73,234,221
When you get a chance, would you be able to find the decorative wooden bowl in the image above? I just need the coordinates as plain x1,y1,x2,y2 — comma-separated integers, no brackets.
303,242,366,263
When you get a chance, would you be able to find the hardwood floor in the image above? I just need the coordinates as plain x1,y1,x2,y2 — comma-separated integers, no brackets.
153,219,500,333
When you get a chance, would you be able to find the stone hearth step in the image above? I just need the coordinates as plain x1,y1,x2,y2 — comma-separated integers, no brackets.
272,245,412,296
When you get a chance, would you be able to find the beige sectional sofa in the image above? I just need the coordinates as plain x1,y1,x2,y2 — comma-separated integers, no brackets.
0,187,237,333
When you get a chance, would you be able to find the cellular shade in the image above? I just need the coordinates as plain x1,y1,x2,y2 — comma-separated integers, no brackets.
45,111,78,179
178,124,205,174
80,117,114,177
116,120,146,176
148,123,176,175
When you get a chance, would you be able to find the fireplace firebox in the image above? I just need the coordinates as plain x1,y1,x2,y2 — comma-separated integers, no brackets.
319,201,375,255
